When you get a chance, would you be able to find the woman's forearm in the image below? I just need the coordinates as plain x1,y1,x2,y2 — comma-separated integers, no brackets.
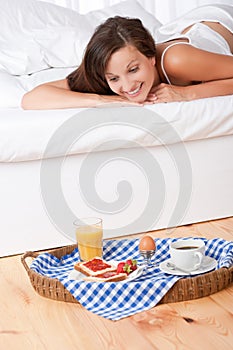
150,79,233,104
21,85,102,110
187,78,233,100
21,84,140,110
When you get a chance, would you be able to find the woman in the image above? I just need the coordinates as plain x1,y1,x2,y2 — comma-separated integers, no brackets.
21,4,233,110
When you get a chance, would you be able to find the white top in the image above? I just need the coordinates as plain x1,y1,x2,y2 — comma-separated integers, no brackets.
155,4,233,84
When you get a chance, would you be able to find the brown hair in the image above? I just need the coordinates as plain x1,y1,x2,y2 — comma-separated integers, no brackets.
67,16,156,95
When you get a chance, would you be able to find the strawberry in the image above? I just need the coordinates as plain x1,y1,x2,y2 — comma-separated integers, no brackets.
116,260,137,275
116,262,125,274
126,259,137,272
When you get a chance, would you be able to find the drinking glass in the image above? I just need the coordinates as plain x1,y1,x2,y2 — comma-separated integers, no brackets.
74,217,103,261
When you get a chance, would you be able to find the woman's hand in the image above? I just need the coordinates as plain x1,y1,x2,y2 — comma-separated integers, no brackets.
146,78,233,104
145,83,192,104
97,94,143,107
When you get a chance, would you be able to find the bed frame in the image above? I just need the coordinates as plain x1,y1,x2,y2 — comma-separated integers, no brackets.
1,132,233,257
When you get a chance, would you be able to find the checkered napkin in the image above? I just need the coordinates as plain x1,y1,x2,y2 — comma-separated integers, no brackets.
30,237,233,320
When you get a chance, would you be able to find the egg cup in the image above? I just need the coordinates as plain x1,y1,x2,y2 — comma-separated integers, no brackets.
139,235,156,268
139,249,156,267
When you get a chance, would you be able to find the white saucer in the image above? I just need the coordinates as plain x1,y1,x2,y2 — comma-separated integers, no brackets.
68,261,144,282
159,256,217,276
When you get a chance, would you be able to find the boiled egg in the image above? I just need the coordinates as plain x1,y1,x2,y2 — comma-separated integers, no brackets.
139,235,156,251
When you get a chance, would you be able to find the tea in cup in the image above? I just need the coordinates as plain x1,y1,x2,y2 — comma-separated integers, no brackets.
169,239,205,271
74,217,103,261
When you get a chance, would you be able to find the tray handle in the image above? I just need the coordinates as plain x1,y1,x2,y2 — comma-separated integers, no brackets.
21,251,38,273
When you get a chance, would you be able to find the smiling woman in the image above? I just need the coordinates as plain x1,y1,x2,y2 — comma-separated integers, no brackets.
21,4,233,109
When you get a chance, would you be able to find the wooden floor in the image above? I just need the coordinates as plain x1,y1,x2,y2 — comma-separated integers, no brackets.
1,217,233,350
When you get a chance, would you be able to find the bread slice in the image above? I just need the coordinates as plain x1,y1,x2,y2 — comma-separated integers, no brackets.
74,257,117,277
84,271,127,282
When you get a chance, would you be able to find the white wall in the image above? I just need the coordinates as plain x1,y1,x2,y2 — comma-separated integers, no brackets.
38,0,233,24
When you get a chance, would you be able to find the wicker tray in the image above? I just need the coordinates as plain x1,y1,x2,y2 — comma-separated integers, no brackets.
21,244,233,304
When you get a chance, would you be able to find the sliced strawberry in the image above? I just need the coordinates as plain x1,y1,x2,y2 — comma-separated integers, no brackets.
117,260,138,275
116,262,125,274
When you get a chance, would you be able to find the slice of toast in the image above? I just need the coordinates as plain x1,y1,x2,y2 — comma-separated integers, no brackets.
74,257,117,277
84,271,127,282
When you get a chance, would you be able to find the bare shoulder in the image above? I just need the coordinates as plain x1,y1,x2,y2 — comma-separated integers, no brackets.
163,44,202,77
163,44,233,83
44,78,70,90
161,44,199,84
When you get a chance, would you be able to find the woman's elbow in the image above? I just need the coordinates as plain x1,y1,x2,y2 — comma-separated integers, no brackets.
21,92,37,110
21,93,29,110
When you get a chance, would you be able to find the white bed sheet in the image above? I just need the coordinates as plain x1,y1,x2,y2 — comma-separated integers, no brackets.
0,95,233,163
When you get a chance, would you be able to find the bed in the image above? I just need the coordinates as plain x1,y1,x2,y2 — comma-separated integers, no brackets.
1,0,233,257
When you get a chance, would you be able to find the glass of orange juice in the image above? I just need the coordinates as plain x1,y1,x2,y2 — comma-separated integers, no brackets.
74,217,103,261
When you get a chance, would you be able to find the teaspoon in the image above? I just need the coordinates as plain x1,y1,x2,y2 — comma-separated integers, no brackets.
166,262,191,275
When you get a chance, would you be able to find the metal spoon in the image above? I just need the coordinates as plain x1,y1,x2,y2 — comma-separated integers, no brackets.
166,262,191,275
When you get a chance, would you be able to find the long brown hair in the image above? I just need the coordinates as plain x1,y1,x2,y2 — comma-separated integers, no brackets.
67,16,156,95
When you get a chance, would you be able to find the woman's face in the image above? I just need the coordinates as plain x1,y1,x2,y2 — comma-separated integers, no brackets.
105,45,156,103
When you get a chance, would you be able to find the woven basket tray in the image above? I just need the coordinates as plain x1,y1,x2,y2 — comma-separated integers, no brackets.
21,244,233,304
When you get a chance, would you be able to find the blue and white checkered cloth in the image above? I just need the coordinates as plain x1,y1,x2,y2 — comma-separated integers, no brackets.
30,237,233,320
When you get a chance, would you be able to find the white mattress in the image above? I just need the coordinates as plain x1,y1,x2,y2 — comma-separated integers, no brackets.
1,134,233,256
1,94,233,163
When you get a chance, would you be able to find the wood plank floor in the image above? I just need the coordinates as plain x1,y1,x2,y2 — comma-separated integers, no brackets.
0,217,233,350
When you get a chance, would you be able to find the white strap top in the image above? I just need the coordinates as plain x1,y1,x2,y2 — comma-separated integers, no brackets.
157,5,233,84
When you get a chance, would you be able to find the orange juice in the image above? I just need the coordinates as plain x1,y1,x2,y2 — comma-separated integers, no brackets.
75,223,103,261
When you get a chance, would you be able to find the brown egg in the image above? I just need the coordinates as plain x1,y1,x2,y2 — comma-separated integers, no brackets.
139,235,156,251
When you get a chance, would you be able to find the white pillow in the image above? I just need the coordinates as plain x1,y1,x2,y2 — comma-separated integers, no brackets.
0,0,161,75
0,0,84,75
83,0,161,35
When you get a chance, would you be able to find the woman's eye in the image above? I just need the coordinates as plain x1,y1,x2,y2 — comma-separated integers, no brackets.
109,77,118,82
129,67,139,73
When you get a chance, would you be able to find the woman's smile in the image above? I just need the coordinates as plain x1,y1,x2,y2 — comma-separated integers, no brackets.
124,83,143,97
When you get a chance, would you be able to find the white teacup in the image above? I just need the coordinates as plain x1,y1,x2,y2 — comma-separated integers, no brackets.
169,239,205,271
